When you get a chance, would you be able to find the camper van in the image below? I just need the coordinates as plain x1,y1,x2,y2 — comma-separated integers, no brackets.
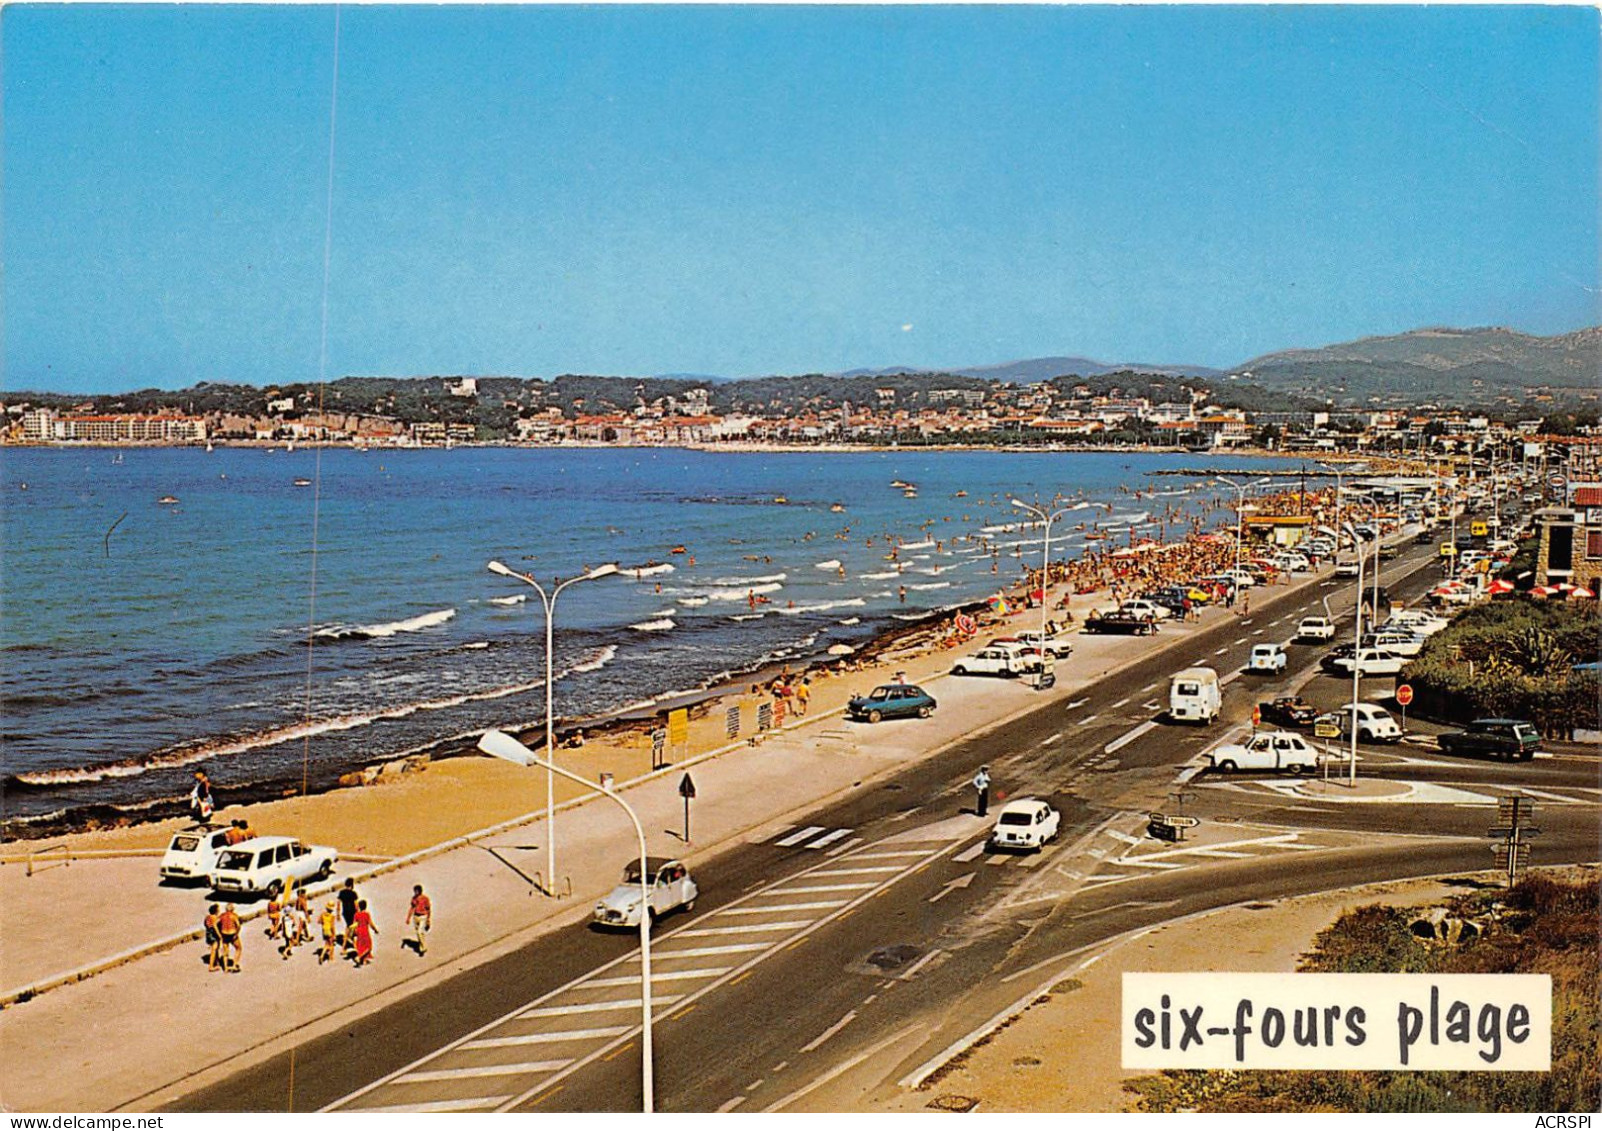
1169,666,1221,725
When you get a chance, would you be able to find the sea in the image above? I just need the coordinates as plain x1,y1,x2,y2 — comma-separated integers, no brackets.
0,446,1296,833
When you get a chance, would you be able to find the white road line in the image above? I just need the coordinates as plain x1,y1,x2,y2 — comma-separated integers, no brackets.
1233,637,1248,645
585,967,732,986
806,828,854,850
1105,720,1158,754
800,1011,857,1053
850,848,937,860
1110,697,1130,709
1106,830,1141,845
521,996,683,1019
987,854,1012,867
1219,671,1242,687
778,883,878,895
1252,629,1266,636
1142,700,1161,711
722,902,848,915
352,1097,511,1114
897,950,944,982
1188,848,1252,859
1497,786,1589,805
399,1060,573,1083
1108,858,1184,870
807,865,906,876
658,943,771,958
676,921,812,937
718,1097,747,1113
825,837,865,857
1038,732,1063,747
952,841,988,863
774,826,825,847
1214,647,1229,656
1065,698,1089,710
1076,714,1099,726
463,1028,629,1049
1015,853,1047,868
1143,682,1160,692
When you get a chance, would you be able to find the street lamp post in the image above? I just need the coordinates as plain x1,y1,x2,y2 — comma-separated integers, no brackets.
487,559,618,895
1010,497,1074,688
1340,521,1372,788
1216,476,1271,598
478,729,655,1113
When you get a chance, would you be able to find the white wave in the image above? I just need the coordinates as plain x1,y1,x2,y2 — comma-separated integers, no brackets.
488,595,527,606
460,642,490,650
891,612,928,621
630,618,675,632
568,644,618,674
861,570,903,580
730,613,766,621
909,581,952,590
954,545,987,554
981,522,1037,534
623,563,676,578
910,565,946,575
1107,511,1151,526
650,607,677,617
706,582,782,602
776,598,867,615
679,596,710,607
314,607,456,641
900,539,935,549
814,559,843,570
709,572,787,585
838,617,861,626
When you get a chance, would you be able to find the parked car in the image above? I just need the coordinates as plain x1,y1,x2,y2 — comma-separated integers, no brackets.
988,798,1061,851
1169,667,1221,724
1273,552,1311,573
593,858,698,929
1314,702,1403,743
159,824,235,885
1084,609,1159,635
952,643,1038,676
1361,630,1425,658
1326,648,1407,677
1258,696,1319,728
1437,718,1540,761
1207,731,1319,774
1248,643,1288,674
1013,628,1075,659
1334,556,1361,578
1296,615,1338,642
1120,599,1171,622
210,836,337,898
1385,611,1449,636
847,683,938,722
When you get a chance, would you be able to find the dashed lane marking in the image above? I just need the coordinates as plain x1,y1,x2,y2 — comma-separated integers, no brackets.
774,826,826,847
399,1061,575,1084
825,837,864,857
463,1028,629,1049
1105,720,1158,755
722,902,848,915
1076,714,1100,726
1110,697,1130,709
356,1097,512,1114
1038,732,1064,747
675,922,813,938
806,828,854,850
952,841,987,864
521,996,684,1019
800,1011,857,1053
718,1098,746,1113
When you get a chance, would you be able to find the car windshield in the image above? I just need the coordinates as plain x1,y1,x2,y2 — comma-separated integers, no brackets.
1176,683,1199,696
998,812,1033,826
1513,725,1537,740
868,688,890,701
171,835,199,852
216,850,254,871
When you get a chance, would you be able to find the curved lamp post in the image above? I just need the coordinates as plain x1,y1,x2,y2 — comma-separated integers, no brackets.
1010,497,1075,688
1339,520,1375,788
1215,476,1272,597
478,729,654,1112
487,559,618,895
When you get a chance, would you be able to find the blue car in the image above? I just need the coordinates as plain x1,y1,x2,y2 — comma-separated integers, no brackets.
847,684,937,723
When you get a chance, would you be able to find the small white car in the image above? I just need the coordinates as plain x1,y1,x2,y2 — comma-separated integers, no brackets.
159,824,235,885
1334,557,1361,578
1328,648,1407,677
1385,611,1448,635
1315,702,1403,744
1363,631,1424,658
988,798,1061,851
1296,616,1338,642
593,858,698,929
1208,731,1319,774
1013,629,1074,659
952,643,1039,677
1248,643,1288,674
1274,552,1311,573
210,836,337,898
1120,599,1171,622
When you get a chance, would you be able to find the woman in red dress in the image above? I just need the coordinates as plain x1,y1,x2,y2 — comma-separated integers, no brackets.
351,899,378,967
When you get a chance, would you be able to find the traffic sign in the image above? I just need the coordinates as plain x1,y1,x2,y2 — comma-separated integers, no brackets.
1395,683,1414,707
1166,815,1201,829
1251,705,1261,727
1314,721,1341,739
678,773,697,800
1498,797,1536,822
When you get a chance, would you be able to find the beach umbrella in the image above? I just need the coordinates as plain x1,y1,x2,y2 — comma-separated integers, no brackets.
1569,586,1595,600
1532,585,1561,598
1487,579,1515,595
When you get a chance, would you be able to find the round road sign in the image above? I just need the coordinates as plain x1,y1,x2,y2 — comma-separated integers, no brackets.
1396,683,1414,707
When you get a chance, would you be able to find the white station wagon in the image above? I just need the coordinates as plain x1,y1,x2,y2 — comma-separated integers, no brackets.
1208,731,1319,774
210,836,338,898
988,798,1061,851
159,824,234,885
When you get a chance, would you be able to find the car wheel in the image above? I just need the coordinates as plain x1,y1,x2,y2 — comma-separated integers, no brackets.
1290,763,1310,775
267,880,283,899
917,704,932,719
867,709,883,724
316,861,333,881
953,665,968,675
1217,759,1238,773
685,899,696,912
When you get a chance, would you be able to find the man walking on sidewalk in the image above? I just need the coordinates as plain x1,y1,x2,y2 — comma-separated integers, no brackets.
973,765,992,818
405,884,432,956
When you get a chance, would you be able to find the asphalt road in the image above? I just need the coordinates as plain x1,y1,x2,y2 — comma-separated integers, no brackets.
170,530,1600,1113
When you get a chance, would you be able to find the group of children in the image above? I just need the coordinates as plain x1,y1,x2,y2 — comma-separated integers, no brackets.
202,880,431,973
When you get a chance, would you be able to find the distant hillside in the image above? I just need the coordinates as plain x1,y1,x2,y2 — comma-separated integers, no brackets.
839,356,1223,382
1232,326,1600,403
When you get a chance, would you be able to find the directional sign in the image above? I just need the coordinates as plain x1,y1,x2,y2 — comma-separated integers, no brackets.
1166,815,1201,829
1395,683,1414,707
1314,721,1342,739
929,872,975,903
678,773,697,800
1498,797,1536,822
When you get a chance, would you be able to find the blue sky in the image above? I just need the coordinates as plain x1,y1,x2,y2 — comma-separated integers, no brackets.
4,5,1598,393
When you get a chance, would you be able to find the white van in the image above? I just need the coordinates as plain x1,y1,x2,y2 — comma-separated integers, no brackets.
1169,666,1221,724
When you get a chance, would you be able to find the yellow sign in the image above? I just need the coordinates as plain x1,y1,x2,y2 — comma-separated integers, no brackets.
1440,543,1457,558
668,707,689,746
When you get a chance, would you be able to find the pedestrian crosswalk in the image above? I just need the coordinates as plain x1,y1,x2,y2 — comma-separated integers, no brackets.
324,825,965,1115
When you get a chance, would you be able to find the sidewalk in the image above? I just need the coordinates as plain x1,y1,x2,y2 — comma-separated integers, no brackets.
0,568,1340,1113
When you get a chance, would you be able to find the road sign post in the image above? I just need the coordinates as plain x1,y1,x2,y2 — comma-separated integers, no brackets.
678,773,696,843
1395,683,1413,734
1487,795,1540,889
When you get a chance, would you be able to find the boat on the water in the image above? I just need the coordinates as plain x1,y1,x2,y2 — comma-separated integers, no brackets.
293,478,313,487
158,495,179,505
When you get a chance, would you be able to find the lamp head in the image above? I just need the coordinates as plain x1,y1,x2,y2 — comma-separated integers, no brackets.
487,560,517,578
585,563,620,580
478,729,539,767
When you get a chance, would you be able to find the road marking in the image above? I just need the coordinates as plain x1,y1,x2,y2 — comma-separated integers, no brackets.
801,1011,858,1053
650,943,771,958
897,949,943,981
1143,682,1160,692
676,921,812,937
585,968,732,986
1252,629,1265,636
1142,700,1161,711
722,901,848,915
764,1024,922,1114
1076,714,1099,726
353,1097,511,1114
399,1060,574,1083
930,873,976,901
1110,697,1130,709
1106,830,1141,845
1233,637,1248,645
1214,647,1229,656
1038,732,1063,747
987,854,1012,867
808,865,907,876
464,1028,629,1049
806,828,854,850
1219,671,1241,687
952,840,987,863
1497,785,1593,805
717,1097,746,1113
1015,852,1047,868
1108,857,1184,870
1105,720,1158,754
521,996,683,1019
774,826,825,847
1065,698,1089,710
849,848,933,860
825,837,864,857
780,883,878,895
1188,848,1251,859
